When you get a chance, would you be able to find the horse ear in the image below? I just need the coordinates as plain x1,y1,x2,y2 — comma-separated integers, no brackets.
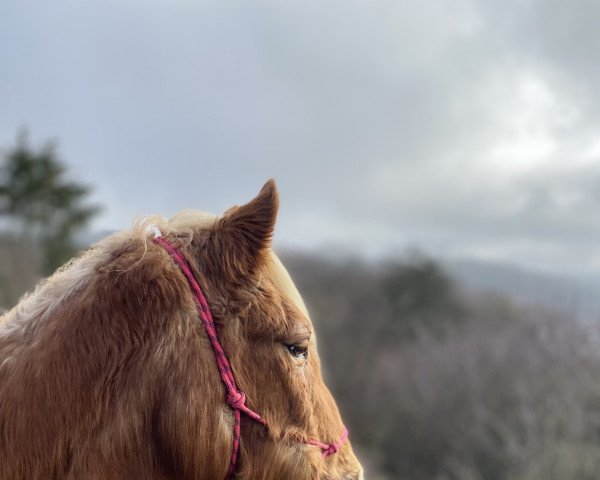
211,179,279,278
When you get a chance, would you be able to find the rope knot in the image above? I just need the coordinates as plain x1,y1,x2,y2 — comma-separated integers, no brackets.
323,443,339,457
227,391,246,410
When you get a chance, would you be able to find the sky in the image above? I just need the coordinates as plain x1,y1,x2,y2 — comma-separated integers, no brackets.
2,1,600,276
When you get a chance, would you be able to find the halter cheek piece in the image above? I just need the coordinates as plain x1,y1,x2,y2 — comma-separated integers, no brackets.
153,230,348,479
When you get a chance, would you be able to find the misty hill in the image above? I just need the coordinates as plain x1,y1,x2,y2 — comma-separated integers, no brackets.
445,258,600,322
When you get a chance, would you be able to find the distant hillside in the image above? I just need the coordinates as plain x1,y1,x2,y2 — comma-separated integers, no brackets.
445,258,600,322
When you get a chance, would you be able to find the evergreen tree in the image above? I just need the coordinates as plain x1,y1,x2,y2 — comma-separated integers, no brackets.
0,131,100,274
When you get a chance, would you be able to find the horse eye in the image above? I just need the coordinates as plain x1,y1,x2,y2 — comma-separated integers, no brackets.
285,343,308,359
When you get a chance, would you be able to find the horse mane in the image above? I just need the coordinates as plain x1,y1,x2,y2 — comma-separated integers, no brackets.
0,211,216,335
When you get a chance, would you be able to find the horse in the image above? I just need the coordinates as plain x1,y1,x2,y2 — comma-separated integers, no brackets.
0,180,363,480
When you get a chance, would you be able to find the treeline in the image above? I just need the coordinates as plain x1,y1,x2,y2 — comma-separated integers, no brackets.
0,234,43,308
283,251,600,480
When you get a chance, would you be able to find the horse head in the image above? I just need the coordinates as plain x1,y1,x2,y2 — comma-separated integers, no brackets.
0,180,363,479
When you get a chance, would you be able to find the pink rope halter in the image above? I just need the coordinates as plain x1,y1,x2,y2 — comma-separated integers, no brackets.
153,233,348,478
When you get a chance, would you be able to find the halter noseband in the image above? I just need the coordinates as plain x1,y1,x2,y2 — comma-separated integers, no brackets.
153,230,348,478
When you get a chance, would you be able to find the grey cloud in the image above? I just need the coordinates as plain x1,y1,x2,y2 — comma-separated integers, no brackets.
2,0,600,275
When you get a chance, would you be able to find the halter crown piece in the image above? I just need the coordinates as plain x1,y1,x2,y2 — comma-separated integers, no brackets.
152,228,348,479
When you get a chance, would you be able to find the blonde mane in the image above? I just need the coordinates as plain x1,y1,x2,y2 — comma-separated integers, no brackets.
0,211,217,335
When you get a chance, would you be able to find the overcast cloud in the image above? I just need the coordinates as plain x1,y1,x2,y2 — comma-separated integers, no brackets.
2,1,600,275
